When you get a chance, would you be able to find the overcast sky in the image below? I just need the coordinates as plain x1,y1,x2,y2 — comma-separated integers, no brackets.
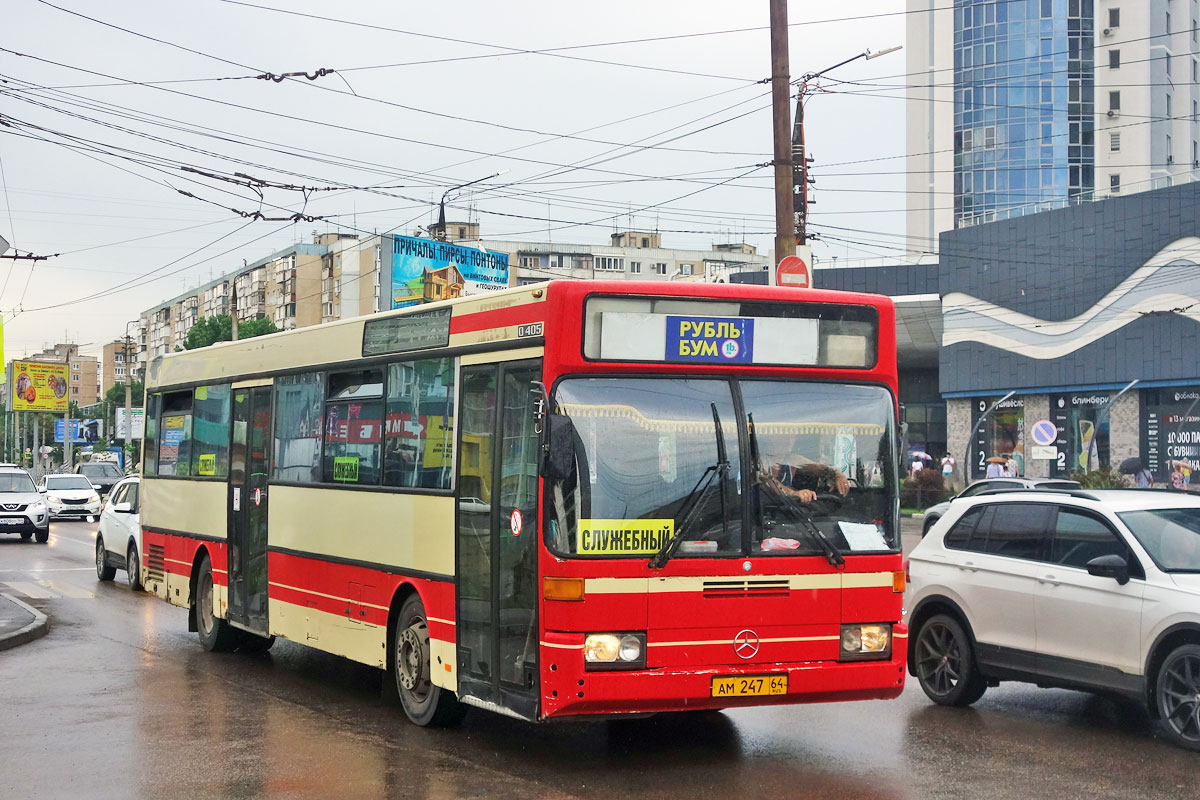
1,0,907,359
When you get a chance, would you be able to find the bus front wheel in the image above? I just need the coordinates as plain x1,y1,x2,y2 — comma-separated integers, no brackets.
391,593,466,727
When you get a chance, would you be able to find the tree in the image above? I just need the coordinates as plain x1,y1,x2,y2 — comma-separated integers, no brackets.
184,314,278,350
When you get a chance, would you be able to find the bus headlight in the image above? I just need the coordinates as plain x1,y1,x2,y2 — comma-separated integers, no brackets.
839,624,892,660
584,632,646,670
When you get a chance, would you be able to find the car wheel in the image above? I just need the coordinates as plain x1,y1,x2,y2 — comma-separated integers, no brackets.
922,515,939,537
1155,643,1200,751
391,593,466,727
126,544,143,592
34,528,49,543
914,613,987,706
95,537,116,581
19,531,31,541
195,554,238,652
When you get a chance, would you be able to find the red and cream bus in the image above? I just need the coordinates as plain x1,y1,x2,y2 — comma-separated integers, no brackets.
138,279,906,726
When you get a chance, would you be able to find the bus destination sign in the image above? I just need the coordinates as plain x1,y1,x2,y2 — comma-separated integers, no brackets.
363,307,452,356
666,315,754,364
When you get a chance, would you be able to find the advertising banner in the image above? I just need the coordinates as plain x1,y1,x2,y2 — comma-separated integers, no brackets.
55,418,102,444
390,235,509,309
11,360,69,412
1049,392,1111,478
115,407,145,440
1141,387,1200,489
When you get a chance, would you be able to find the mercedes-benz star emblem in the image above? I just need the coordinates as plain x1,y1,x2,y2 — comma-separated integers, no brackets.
733,629,760,659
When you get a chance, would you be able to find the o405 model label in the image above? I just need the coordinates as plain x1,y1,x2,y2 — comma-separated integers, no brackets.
517,322,544,338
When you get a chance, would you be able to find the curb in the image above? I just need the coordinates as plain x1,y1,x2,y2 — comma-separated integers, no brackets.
0,593,50,651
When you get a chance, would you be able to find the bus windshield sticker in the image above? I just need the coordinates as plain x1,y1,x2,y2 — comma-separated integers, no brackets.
577,519,674,555
197,454,216,476
333,456,360,483
666,316,754,364
362,307,452,356
838,521,888,551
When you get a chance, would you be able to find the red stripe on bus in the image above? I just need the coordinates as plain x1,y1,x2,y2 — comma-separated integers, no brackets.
450,304,543,334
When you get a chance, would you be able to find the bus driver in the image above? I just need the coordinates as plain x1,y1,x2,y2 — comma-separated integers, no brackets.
761,432,851,503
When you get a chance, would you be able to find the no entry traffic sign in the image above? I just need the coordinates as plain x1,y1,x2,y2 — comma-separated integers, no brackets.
776,254,811,288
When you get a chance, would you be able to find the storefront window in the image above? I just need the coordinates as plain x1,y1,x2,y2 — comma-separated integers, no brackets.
1142,388,1200,490
1050,392,1111,478
971,396,1024,479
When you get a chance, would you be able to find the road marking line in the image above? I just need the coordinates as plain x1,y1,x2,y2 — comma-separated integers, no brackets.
43,582,95,599
2,582,59,599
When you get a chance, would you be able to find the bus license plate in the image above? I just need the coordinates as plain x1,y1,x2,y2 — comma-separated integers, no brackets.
711,674,788,698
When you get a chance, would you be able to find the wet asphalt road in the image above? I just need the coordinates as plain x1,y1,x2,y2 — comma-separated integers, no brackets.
0,520,1196,800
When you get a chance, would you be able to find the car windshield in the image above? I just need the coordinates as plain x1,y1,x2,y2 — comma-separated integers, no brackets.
46,476,95,491
1118,508,1200,572
547,377,898,558
0,473,35,493
80,463,121,478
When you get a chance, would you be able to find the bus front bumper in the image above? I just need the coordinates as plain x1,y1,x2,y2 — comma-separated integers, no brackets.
540,629,907,719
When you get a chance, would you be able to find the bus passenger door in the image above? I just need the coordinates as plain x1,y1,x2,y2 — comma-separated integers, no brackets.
456,360,541,719
228,386,272,636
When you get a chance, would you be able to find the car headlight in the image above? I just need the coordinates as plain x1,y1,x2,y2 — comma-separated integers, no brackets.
839,623,892,661
584,632,646,670
46,495,62,504
89,493,101,504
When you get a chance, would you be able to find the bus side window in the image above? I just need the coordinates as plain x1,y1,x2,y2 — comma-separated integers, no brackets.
273,373,324,483
383,358,455,490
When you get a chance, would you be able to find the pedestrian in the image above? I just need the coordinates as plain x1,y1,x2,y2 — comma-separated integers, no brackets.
1136,466,1155,488
940,453,956,481
985,458,1005,478
1005,455,1019,477
911,456,924,476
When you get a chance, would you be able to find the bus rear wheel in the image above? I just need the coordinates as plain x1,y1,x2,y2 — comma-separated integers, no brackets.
195,554,238,652
391,594,465,727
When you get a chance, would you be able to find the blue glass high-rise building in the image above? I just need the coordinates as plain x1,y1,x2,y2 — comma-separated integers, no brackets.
954,0,1095,224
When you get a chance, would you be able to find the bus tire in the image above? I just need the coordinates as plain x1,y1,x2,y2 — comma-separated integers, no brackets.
237,630,275,654
392,593,466,727
195,554,238,652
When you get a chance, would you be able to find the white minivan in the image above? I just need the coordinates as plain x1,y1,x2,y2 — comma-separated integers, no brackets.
907,488,1200,751
95,476,143,591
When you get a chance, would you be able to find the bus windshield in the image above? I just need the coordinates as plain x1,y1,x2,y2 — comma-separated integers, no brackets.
548,377,898,558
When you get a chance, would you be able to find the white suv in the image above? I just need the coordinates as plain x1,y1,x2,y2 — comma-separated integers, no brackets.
906,489,1200,751
920,477,1082,536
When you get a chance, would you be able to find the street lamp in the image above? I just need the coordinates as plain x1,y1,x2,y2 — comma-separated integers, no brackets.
433,171,507,241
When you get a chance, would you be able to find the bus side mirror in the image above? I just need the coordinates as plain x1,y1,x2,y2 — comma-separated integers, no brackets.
544,414,576,481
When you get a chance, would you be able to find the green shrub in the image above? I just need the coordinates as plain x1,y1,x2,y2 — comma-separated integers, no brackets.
901,469,949,509
1070,464,1131,489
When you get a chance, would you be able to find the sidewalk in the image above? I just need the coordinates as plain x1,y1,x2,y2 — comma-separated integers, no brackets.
0,593,49,651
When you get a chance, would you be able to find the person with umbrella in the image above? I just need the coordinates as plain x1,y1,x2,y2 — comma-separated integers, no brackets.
1119,456,1154,488
985,455,1007,478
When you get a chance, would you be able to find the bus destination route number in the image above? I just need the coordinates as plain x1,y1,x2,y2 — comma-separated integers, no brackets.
710,674,788,698
665,315,755,364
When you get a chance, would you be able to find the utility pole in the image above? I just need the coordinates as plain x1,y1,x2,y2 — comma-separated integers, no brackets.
789,46,903,246
769,0,795,262
231,286,240,341
124,327,133,456
64,346,72,469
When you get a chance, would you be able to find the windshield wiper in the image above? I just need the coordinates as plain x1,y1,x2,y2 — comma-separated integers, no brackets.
649,403,731,570
748,413,845,568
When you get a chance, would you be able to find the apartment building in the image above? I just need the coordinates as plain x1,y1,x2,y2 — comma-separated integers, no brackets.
100,339,140,397
906,0,1200,253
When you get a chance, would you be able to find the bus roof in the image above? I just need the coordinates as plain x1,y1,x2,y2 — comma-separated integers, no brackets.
147,280,895,391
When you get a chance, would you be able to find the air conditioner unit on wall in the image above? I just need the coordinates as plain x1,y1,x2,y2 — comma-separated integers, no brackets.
1103,27,1112,36
1107,109,1118,117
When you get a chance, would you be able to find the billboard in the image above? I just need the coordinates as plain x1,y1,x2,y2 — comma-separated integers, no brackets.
115,407,145,440
55,418,103,444
10,360,69,412
391,235,509,309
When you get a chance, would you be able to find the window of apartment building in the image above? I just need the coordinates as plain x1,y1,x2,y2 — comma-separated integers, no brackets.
1168,94,1174,119
1110,174,1121,194
962,128,973,152
1041,0,1052,17
1168,9,1172,34
1111,132,1121,151
1109,50,1120,69
1195,59,1200,82
1166,53,1173,77
640,237,649,248
1109,91,1121,111
518,255,540,268
679,264,695,276
1168,134,1175,163
1194,19,1198,43
1108,7,1120,28
72,362,79,371
629,261,642,274
594,256,624,271
457,227,466,239
984,125,996,148
1193,139,1198,167
652,262,668,275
